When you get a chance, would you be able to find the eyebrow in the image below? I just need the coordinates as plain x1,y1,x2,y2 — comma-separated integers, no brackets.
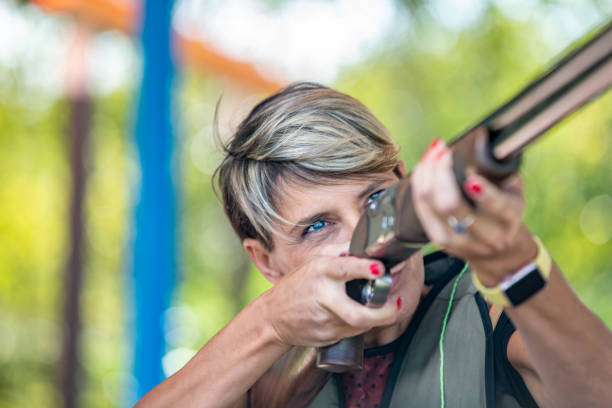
356,179,389,202
288,179,390,237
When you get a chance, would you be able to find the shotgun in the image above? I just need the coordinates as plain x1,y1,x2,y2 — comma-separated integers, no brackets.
317,20,612,372
249,20,612,407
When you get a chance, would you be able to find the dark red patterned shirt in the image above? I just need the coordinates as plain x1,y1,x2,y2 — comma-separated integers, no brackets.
341,350,395,408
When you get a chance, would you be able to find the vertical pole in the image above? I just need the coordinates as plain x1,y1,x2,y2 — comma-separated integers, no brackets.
131,0,177,400
61,26,91,408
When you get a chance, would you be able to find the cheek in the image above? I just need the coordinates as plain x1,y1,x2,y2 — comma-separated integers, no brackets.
406,251,425,279
273,226,353,272
318,243,347,257
306,225,353,257
398,254,425,307
273,245,315,274
398,276,424,321
275,242,341,273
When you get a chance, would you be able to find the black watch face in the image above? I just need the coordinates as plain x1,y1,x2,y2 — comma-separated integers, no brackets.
505,267,546,306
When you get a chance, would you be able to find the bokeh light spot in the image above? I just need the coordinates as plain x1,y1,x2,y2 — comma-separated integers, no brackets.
162,347,197,378
579,194,612,245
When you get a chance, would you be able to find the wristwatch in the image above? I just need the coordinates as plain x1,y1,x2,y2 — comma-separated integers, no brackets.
472,236,552,308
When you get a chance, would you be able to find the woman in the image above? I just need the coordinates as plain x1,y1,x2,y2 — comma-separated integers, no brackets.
136,83,612,407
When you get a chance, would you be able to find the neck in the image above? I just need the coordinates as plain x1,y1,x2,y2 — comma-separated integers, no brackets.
362,284,430,348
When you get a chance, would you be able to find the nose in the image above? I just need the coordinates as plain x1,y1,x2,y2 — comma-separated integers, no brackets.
335,209,362,257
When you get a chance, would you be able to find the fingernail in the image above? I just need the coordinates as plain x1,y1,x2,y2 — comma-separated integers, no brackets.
464,179,483,195
434,147,447,161
421,138,441,160
396,296,402,310
370,263,380,275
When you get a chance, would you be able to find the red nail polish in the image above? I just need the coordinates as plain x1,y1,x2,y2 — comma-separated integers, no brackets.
370,263,380,275
464,179,483,195
434,147,447,161
420,139,443,161
396,296,402,310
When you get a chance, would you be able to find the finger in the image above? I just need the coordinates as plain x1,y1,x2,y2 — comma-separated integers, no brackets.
430,146,473,219
414,141,508,259
324,256,385,282
420,138,444,161
429,148,492,254
412,158,450,246
412,139,452,228
412,139,444,203
413,182,491,258
320,291,399,330
413,184,454,247
413,145,484,254
500,173,523,193
463,173,523,225
455,212,514,257
500,173,526,210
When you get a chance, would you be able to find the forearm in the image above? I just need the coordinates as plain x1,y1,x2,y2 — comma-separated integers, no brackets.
505,264,612,407
136,291,291,408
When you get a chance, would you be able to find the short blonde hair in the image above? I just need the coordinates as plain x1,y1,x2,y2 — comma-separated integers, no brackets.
213,82,399,249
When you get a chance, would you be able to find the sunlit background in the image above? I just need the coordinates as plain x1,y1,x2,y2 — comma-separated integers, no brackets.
1,0,611,406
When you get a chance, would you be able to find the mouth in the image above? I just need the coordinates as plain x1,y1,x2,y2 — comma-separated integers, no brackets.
389,261,406,292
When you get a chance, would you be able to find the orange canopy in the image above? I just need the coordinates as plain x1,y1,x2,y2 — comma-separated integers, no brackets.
33,0,285,92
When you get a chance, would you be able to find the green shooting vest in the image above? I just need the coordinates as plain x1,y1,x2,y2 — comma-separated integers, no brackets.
306,252,527,408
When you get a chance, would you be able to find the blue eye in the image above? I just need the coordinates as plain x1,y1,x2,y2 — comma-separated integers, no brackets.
366,189,386,205
303,220,327,236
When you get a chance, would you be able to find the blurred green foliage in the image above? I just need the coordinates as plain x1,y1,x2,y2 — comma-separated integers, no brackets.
1,0,611,407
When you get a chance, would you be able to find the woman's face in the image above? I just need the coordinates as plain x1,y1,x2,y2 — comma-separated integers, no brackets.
261,170,426,333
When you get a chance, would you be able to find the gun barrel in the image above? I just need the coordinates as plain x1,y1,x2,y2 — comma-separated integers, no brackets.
486,22,612,159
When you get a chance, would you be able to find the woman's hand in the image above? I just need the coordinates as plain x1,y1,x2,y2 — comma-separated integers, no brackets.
261,256,400,347
411,139,538,287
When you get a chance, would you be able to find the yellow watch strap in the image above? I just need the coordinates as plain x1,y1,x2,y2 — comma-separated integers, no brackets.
472,236,552,307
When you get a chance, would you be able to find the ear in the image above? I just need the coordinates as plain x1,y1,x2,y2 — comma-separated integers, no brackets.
396,160,408,178
243,238,284,284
